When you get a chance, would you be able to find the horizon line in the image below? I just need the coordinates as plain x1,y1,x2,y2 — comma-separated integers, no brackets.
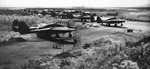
0,6,150,9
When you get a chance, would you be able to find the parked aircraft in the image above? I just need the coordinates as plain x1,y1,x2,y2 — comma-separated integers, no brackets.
97,17,125,27
12,20,77,42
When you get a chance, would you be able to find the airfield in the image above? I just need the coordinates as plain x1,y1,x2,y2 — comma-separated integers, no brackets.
0,8,150,69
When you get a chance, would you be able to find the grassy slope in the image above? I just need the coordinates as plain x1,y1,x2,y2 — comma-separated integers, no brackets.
118,10,150,22
21,31,150,69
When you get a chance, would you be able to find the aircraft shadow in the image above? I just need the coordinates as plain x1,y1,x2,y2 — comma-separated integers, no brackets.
101,24,127,28
39,37,75,44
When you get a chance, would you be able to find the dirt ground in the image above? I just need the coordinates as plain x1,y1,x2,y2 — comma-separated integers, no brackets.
0,21,150,68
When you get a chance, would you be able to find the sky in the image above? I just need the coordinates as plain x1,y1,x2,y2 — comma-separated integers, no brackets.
0,0,149,8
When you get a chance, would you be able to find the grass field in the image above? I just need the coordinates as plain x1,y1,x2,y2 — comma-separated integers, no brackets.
119,11,150,22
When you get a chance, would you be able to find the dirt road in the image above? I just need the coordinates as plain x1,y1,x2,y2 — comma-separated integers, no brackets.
0,21,149,68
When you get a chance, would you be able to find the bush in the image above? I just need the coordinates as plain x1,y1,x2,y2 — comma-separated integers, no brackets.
0,31,26,46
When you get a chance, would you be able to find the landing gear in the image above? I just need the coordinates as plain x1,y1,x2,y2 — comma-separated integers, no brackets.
120,23,123,27
56,33,60,38
114,24,117,27
69,32,72,38
106,23,111,27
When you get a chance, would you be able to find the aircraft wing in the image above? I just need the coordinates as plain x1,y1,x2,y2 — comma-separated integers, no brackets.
103,20,125,24
30,23,64,29
103,18,125,24
31,28,52,31
31,27,76,33
50,27,76,32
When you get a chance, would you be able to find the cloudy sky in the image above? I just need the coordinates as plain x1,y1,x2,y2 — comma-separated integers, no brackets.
0,0,149,8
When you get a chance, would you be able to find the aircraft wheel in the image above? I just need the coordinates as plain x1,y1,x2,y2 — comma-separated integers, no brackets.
56,33,60,38
107,24,110,27
69,32,72,38
120,23,123,26
108,24,111,27
106,23,108,26
114,24,117,27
